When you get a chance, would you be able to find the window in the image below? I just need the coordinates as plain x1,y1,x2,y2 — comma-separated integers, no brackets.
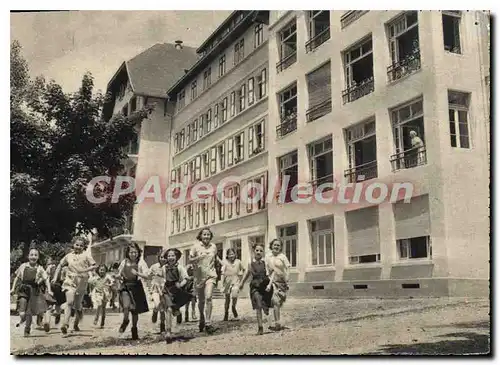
214,104,219,129
248,120,265,156
186,125,191,146
308,136,334,187
202,151,210,178
219,54,226,77
183,163,188,184
310,216,334,266
179,130,185,150
257,69,267,99
127,134,140,155
306,62,332,122
254,23,264,48
194,156,201,182
278,224,298,267
278,151,298,203
221,98,228,123
249,235,265,252
277,84,298,137
238,84,246,112
218,143,226,171
192,119,198,142
201,201,209,225
345,119,378,183
198,114,205,139
177,89,186,110
227,137,234,167
277,21,297,72
191,80,198,99
227,186,234,219
343,37,374,104
248,78,255,106
210,146,217,174
234,132,244,163
218,199,225,221
203,68,212,91
130,96,137,113
398,236,431,260
195,203,201,228
211,196,216,223
230,91,236,117
346,206,380,264
234,38,245,65
182,205,187,231
170,209,176,234
230,239,242,260
188,159,196,185
187,204,193,229
174,208,181,232
442,11,461,54
390,98,426,170
349,254,381,264
306,11,330,52
206,108,212,133
448,90,470,148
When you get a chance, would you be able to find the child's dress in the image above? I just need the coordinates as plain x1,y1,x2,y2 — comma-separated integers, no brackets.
222,259,243,298
89,274,112,308
61,250,96,303
15,263,49,316
249,259,273,312
162,263,192,312
265,253,291,306
119,259,149,314
149,262,165,308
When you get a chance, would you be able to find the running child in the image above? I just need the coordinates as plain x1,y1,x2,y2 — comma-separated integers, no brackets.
117,242,149,340
239,243,273,335
89,264,113,328
52,236,97,335
10,248,53,336
149,249,167,333
221,248,244,321
265,239,291,332
183,263,197,323
162,248,192,344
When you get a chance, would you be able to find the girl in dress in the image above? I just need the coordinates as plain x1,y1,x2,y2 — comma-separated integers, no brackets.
89,264,113,328
10,249,53,337
189,228,223,333
183,263,197,323
265,239,291,332
221,248,244,321
118,242,149,340
162,248,192,343
52,237,97,335
149,249,167,333
239,243,272,335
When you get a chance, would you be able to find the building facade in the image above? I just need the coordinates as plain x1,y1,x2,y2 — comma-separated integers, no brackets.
266,10,490,297
166,11,270,271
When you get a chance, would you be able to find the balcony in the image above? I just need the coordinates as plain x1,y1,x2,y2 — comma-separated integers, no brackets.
276,113,297,138
390,146,427,171
276,52,297,73
342,77,374,104
306,98,332,122
387,50,421,83
305,27,331,53
344,160,378,183
341,10,369,29
310,174,334,190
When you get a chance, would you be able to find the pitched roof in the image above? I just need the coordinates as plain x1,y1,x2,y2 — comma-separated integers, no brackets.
124,43,199,98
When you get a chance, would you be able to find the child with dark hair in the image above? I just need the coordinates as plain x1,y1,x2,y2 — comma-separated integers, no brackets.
109,262,121,309
52,236,97,336
46,257,66,325
183,263,197,322
162,248,192,344
11,249,53,337
149,249,167,333
189,228,223,333
89,264,113,328
239,243,272,335
117,242,149,340
222,248,244,321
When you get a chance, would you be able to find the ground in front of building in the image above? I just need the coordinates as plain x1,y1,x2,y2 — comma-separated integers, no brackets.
11,297,490,355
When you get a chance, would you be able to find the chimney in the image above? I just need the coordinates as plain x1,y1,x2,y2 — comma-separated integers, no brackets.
174,40,183,50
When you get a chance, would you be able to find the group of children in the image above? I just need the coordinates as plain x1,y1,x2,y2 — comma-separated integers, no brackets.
11,227,292,343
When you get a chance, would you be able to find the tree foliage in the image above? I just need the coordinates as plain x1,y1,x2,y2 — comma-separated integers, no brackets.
10,40,149,265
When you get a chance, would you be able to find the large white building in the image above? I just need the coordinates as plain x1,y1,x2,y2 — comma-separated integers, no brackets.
99,10,490,297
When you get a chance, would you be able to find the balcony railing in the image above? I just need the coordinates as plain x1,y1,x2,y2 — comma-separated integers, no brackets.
342,77,374,104
310,174,334,190
341,10,369,29
306,98,332,122
387,50,421,83
390,146,427,171
305,27,331,53
276,113,297,138
344,160,378,183
276,52,297,73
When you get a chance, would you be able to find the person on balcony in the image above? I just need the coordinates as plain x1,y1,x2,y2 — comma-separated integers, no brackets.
410,130,425,166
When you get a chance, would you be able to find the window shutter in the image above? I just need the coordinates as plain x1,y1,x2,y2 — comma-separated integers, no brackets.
346,206,380,256
394,194,430,239
307,63,331,107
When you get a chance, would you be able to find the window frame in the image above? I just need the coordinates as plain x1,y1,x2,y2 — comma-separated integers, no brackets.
309,216,335,266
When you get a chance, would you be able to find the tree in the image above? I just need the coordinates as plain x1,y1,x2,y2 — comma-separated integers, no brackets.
10,40,151,264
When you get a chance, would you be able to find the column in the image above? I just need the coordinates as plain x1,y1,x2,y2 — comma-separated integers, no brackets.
334,214,347,282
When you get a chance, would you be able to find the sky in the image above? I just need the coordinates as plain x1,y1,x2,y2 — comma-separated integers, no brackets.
10,10,231,93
